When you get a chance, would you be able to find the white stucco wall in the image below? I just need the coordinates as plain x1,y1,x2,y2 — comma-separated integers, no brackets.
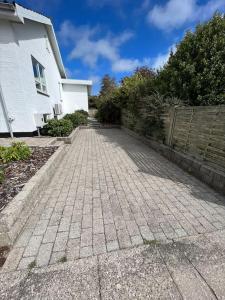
0,18,62,133
62,84,89,114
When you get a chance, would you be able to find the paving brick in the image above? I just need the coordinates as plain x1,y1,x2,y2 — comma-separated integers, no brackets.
58,217,71,232
106,240,120,252
36,243,53,267
66,239,80,261
43,226,58,244
18,256,36,270
23,235,43,257
105,224,117,241
80,228,92,247
53,232,68,252
49,251,66,265
80,246,93,258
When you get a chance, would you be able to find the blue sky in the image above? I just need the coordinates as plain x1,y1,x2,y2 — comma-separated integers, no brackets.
18,0,225,94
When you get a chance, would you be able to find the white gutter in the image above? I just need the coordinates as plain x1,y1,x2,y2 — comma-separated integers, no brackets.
0,84,14,138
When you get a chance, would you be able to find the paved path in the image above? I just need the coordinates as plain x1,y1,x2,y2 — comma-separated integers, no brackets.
1,232,225,299
3,128,225,271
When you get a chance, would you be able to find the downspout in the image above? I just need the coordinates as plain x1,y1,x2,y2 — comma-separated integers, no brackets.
0,84,14,138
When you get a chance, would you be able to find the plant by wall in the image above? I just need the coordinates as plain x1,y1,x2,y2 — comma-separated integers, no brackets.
63,111,88,128
43,119,73,137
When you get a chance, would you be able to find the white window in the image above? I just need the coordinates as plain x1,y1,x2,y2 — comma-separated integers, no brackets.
32,57,47,94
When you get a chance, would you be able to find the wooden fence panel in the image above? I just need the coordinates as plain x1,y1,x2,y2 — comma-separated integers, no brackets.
169,106,225,171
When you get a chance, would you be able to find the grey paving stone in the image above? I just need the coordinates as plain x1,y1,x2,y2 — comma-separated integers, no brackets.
81,228,92,247
53,232,69,252
36,243,53,267
23,235,43,257
49,251,66,265
106,240,120,252
42,226,58,244
17,256,36,270
80,246,93,258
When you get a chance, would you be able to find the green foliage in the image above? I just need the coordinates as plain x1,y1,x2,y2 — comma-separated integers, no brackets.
0,142,31,163
63,111,88,128
43,118,73,137
89,95,99,109
96,100,121,124
0,168,4,184
99,74,117,98
157,13,225,105
75,109,89,117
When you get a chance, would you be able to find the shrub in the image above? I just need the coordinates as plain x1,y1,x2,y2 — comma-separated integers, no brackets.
157,14,225,105
63,112,88,128
75,109,89,117
96,100,121,124
0,142,31,163
43,119,73,137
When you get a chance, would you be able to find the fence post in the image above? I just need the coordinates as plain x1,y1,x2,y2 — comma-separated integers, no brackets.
166,107,177,146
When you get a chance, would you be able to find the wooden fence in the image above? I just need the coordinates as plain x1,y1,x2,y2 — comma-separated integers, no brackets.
166,106,225,171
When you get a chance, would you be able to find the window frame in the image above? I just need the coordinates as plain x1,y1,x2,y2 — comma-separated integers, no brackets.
31,56,48,95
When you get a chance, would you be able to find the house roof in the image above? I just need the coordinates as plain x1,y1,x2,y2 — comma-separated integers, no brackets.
0,2,67,78
61,79,92,95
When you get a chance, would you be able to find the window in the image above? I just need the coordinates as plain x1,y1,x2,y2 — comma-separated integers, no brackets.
32,57,47,94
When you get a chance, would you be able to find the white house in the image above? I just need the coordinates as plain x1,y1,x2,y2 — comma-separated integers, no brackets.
0,2,92,136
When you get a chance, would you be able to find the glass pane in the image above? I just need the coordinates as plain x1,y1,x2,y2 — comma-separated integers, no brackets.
32,59,39,81
39,66,46,85
42,85,47,93
35,81,41,90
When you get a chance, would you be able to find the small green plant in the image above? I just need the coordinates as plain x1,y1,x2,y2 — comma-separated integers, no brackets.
63,111,88,128
43,118,73,137
0,142,31,163
143,239,158,245
58,256,67,263
0,168,4,184
28,260,36,270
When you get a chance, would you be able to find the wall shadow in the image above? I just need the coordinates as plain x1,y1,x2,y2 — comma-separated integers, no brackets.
95,128,225,207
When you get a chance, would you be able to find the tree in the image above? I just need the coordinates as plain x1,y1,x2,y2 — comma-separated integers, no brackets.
99,74,116,97
157,13,225,106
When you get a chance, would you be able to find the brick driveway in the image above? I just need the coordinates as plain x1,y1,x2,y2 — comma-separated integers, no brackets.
3,128,225,270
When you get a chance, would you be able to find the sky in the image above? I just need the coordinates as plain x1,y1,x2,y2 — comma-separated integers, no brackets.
17,0,225,94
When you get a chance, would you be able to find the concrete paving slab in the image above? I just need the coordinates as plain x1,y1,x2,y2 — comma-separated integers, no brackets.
98,245,182,300
0,257,99,300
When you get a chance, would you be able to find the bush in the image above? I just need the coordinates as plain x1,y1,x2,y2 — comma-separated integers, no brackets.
43,119,73,137
0,142,31,163
157,14,225,105
63,112,88,128
75,109,89,117
96,100,121,124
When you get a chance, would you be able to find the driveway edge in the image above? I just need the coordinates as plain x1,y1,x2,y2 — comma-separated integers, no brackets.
0,144,67,247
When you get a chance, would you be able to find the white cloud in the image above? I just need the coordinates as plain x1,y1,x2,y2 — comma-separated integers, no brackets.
147,0,225,31
59,20,147,73
112,57,150,72
151,44,176,69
